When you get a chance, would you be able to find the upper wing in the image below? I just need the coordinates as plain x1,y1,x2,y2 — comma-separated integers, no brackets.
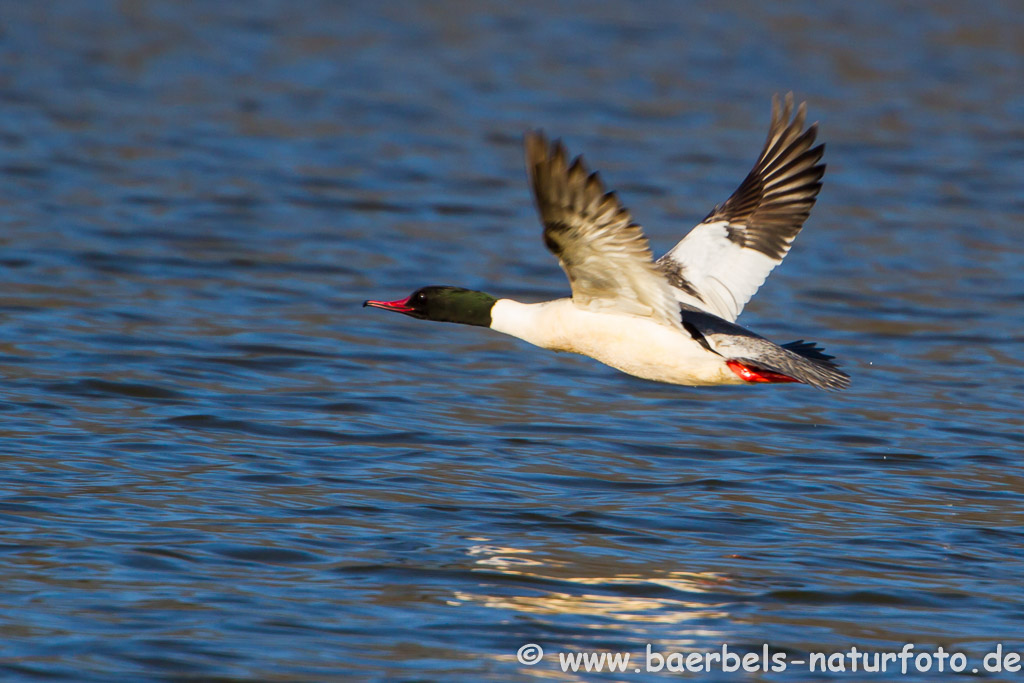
525,131,683,329
657,93,825,322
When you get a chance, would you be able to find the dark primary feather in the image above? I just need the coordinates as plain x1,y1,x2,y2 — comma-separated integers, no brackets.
696,92,826,260
782,339,836,362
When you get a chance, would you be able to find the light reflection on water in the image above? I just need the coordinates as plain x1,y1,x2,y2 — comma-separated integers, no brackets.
459,544,730,628
0,0,1022,680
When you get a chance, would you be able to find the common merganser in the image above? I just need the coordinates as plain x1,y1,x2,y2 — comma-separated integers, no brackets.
366,94,849,390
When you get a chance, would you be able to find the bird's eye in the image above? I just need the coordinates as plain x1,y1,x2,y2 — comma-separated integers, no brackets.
415,292,427,302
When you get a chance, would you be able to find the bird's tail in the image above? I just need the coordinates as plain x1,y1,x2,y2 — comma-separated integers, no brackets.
731,339,849,391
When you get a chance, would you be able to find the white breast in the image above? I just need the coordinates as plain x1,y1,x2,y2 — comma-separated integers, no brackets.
490,298,743,386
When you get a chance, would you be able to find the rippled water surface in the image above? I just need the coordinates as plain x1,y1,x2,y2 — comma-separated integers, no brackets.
1,2,1022,680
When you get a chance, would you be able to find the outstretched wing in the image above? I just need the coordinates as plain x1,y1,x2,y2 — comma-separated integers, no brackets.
525,131,683,329
657,93,826,322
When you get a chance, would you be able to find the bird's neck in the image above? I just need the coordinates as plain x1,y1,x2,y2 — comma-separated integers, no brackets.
428,289,497,327
490,298,574,350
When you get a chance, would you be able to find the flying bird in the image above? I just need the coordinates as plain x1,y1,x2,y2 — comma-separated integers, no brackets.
366,94,848,390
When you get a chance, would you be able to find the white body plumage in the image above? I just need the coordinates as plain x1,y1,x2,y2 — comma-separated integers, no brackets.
491,298,743,385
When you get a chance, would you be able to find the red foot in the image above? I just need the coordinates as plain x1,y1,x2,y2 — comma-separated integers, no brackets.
727,360,800,384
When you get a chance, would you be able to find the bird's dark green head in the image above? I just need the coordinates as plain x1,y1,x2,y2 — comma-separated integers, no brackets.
364,286,496,327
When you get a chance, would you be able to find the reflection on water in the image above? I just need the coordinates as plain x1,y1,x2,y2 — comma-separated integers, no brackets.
0,0,1022,680
458,542,729,627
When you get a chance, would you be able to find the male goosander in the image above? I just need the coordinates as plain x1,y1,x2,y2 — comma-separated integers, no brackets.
366,94,849,390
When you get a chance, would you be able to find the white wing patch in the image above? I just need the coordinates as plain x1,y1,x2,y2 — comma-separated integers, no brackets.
660,221,780,321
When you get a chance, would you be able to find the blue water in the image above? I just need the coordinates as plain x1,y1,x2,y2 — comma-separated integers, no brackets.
0,1,1022,680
